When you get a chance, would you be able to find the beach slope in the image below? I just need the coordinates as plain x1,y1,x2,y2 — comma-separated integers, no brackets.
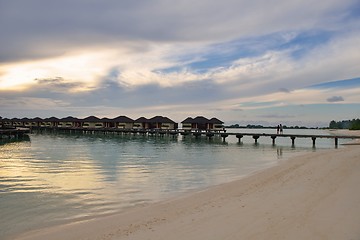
16,145,360,240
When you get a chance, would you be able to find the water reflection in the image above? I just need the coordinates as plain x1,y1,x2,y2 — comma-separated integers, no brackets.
277,147,283,158
0,135,30,146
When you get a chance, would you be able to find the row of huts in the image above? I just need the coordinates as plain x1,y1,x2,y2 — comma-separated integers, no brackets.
0,116,224,131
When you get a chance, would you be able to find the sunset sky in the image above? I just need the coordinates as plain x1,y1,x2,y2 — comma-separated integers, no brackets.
1,0,359,127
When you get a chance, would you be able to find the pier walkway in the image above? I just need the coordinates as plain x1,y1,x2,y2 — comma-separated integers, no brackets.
32,127,360,147
228,132,359,147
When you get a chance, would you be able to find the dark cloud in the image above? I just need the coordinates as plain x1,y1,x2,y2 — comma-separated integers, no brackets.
0,0,152,62
327,96,344,102
34,77,80,90
0,0,355,62
278,88,291,93
1,77,229,113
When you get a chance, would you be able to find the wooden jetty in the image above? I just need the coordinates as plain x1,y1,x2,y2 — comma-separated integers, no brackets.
231,133,360,147
32,127,360,147
0,128,30,139
180,131,359,147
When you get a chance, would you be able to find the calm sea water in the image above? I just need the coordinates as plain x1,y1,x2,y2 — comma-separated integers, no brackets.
0,129,345,239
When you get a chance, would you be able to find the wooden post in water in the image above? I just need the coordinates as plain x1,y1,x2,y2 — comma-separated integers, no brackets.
253,135,260,144
335,137,338,147
206,132,214,140
236,134,243,143
193,132,201,139
170,132,178,138
291,136,296,146
221,133,229,142
312,137,316,146
271,136,276,145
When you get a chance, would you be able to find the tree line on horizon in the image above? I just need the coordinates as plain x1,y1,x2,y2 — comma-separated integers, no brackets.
329,119,360,130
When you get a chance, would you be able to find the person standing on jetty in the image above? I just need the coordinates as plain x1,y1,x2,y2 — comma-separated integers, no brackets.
280,124,283,134
277,125,280,134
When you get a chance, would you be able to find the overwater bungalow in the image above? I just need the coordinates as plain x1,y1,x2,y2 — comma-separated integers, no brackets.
22,117,32,127
148,116,177,130
2,115,221,132
209,117,225,131
133,117,149,129
181,116,208,131
40,120,47,127
181,116,224,131
30,117,43,127
1,118,13,127
181,117,194,130
58,116,81,128
41,117,59,127
7,118,16,127
82,116,104,128
113,116,134,129
101,117,115,129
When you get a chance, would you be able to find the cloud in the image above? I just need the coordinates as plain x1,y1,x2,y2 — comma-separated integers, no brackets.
0,50,119,90
1,0,360,125
0,0,357,63
278,88,291,93
1,0,360,92
327,96,344,102
34,77,82,92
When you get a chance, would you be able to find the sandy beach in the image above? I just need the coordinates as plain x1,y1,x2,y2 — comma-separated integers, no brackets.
14,132,360,240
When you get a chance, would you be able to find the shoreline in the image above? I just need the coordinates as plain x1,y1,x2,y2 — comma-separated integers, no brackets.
13,136,360,240
330,129,360,145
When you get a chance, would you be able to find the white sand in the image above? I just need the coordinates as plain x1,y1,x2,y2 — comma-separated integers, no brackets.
14,132,360,240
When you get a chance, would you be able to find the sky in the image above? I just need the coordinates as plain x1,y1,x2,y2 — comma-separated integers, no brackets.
0,0,360,127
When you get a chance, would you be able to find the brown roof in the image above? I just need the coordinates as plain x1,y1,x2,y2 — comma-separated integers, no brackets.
148,116,176,123
192,116,210,124
44,117,60,121
181,117,193,123
112,116,134,123
32,117,43,122
209,117,223,124
82,116,101,122
134,117,149,123
181,116,223,124
60,116,79,121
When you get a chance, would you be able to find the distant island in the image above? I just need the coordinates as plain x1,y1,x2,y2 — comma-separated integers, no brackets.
329,119,360,130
